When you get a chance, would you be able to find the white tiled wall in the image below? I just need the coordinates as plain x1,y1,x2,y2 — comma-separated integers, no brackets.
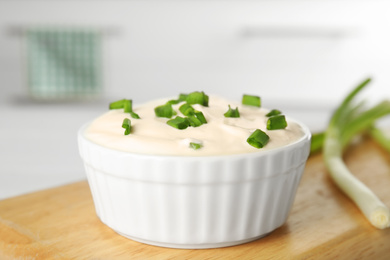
1,1,389,199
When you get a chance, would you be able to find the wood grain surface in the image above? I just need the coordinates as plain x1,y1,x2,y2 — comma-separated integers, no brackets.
1,138,390,259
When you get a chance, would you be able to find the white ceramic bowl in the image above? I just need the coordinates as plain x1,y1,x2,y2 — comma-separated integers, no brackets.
78,121,311,249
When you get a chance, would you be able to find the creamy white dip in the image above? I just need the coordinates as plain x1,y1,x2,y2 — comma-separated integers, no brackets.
84,95,305,156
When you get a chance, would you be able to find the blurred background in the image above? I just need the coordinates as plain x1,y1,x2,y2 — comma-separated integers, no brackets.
1,0,390,199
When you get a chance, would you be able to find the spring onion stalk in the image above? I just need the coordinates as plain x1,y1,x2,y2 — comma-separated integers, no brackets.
310,132,325,154
323,78,390,229
370,127,390,153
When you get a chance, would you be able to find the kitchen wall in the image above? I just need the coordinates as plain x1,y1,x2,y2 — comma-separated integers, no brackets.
1,0,390,199
1,0,390,105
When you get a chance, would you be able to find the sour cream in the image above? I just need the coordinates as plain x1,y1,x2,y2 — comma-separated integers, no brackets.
84,95,305,156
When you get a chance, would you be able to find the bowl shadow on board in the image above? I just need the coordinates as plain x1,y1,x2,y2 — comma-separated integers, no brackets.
122,225,292,250
251,223,291,245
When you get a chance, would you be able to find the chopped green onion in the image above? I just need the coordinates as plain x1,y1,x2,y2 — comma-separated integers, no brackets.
242,94,261,107
247,129,269,148
167,116,189,129
155,103,175,118
187,115,202,127
130,112,140,119
109,99,126,109
190,142,203,150
266,109,282,117
186,91,209,107
178,93,188,102
122,118,131,135
167,99,181,105
110,99,141,118
194,111,207,124
167,94,189,105
109,99,132,112
125,101,141,118
179,103,195,116
267,115,287,130
310,132,325,154
224,105,240,118
123,100,132,113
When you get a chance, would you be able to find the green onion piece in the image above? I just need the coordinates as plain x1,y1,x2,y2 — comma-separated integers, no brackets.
167,99,181,105
190,142,203,150
187,115,202,127
266,109,282,117
130,111,140,119
310,132,325,154
110,99,140,118
167,116,189,129
224,105,240,118
179,103,195,116
109,99,126,109
155,103,175,118
194,111,207,124
178,93,188,102
247,129,269,148
123,100,132,113
267,115,287,130
122,118,131,135
125,100,141,118
186,91,209,107
242,94,261,107
164,94,188,105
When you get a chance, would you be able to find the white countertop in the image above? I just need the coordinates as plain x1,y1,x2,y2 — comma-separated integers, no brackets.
0,97,329,200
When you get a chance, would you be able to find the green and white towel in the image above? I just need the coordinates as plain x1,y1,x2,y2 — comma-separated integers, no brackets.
25,27,103,99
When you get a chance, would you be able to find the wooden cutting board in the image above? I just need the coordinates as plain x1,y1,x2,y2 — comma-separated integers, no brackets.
1,138,390,259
